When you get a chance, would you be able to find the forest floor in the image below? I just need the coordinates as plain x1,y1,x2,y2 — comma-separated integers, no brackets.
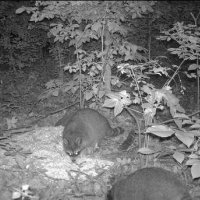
0,58,199,200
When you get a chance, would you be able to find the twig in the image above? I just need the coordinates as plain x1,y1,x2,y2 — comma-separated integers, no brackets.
29,101,80,125
125,107,141,148
2,127,35,135
1,101,80,134
158,110,200,125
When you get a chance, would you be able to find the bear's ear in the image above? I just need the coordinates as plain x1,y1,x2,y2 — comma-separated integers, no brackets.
63,138,69,145
76,137,82,146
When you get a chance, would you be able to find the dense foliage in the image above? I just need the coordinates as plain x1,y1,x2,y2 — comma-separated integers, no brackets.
0,1,200,178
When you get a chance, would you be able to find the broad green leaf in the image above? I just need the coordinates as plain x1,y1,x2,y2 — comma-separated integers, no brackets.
188,63,199,71
146,125,174,138
173,113,189,119
174,119,183,129
173,151,185,164
182,119,193,125
186,159,200,166
191,164,200,179
190,123,200,129
187,130,200,137
12,191,21,199
138,147,156,155
114,102,123,116
103,99,117,108
16,7,26,14
175,130,194,148
85,91,93,100
91,22,101,32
